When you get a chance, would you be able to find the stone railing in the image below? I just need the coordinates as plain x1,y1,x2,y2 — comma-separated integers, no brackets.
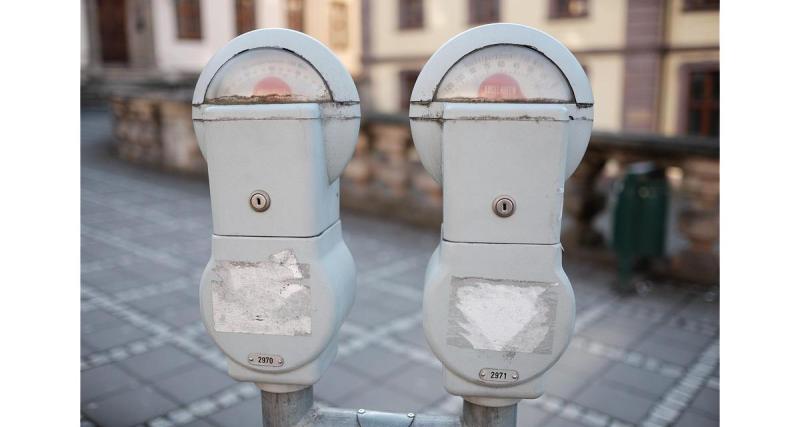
100,87,719,285
343,115,719,285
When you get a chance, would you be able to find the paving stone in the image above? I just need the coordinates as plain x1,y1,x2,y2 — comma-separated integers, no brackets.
119,345,196,380
83,386,178,427
83,323,151,352
574,381,656,424
382,363,448,405
129,291,192,315
153,362,237,404
635,338,699,367
556,346,612,377
314,362,373,404
346,302,409,326
209,397,262,427
543,416,587,427
81,363,140,403
517,403,552,426
674,408,718,427
580,314,655,349
81,309,126,334
159,305,202,328
603,363,676,398
394,324,429,348
340,346,414,380
689,386,719,419
652,325,713,351
81,344,95,357
82,267,142,290
178,419,216,427
544,366,591,399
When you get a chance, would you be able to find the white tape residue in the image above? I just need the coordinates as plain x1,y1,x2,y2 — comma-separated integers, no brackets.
447,277,558,354
211,250,311,336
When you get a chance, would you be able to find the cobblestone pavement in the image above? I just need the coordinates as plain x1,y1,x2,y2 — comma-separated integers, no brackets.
81,107,719,427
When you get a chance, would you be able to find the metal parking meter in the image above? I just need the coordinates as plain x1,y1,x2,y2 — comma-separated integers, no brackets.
192,29,360,393
410,24,594,407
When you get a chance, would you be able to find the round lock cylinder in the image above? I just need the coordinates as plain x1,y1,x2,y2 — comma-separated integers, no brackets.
411,24,593,405
192,29,359,391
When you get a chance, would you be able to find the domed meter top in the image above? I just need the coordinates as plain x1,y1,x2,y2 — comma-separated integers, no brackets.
410,23,593,183
192,29,360,238
204,48,332,103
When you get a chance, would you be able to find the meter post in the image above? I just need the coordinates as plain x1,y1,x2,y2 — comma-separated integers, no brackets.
409,23,594,413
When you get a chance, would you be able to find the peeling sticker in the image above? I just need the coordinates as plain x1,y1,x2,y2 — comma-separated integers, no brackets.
447,277,558,354
211,250,311,335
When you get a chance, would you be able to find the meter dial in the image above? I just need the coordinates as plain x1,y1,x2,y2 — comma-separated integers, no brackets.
434,44,574,103
205,48,331,104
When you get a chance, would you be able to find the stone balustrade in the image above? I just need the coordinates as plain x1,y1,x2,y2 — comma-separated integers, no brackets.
102,88,719,285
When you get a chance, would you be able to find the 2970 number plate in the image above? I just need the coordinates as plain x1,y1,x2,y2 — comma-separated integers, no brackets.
479,368,519,383
247,353,284,367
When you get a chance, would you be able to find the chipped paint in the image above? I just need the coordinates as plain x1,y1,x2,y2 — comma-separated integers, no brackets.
211,250,311,335
447,277,558,354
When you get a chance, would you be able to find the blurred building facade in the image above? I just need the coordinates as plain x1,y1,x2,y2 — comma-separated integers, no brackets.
82,0,718,137
360,0,718,136
81,0,720,285
81,0,362,77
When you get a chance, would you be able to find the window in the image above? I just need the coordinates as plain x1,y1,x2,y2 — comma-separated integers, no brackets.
399,70,420,110
287,0,304,31
683,0,719,12
686,68,719,137
176,0,202,40
550,0,588,19
235,0,256,35
469,0,499,24
399,0,424,30
330,1,349,50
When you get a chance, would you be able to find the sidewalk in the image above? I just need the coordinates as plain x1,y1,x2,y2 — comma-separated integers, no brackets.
81,106,719,427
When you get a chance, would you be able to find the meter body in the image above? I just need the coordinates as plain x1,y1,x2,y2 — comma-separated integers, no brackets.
410,24,593,406
192,29,360,392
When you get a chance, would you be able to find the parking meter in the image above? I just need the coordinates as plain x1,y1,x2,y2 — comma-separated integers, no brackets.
409,24,593,406
192,29,360,393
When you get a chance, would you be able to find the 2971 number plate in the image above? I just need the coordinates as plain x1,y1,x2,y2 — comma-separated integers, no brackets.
247,353,284,367
479,368,519,383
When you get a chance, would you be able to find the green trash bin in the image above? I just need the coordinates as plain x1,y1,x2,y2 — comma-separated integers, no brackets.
612,162,669,293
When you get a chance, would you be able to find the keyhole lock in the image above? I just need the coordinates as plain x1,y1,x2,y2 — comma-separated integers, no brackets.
493,196,515,218
249,190,271,212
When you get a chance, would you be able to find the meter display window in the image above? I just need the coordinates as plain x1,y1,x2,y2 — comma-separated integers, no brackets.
434,44,574,103
205,48,332,104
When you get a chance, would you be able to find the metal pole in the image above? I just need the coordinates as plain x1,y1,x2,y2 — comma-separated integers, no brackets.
260,387,315,427
261,387,480,427
461,400,518,427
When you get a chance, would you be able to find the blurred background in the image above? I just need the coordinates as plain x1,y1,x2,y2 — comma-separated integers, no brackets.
80,1,719,426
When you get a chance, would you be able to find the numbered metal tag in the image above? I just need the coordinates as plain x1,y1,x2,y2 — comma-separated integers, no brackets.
478,368,520,384
247,353,285,368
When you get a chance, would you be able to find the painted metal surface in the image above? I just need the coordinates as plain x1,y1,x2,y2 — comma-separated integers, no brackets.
411,23,591,406
193,29,359,391
409,24,594,184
